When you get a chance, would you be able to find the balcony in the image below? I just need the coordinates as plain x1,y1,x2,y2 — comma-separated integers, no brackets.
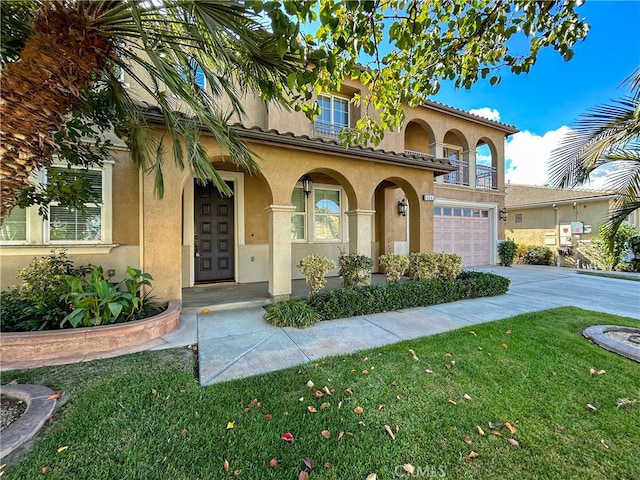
404,149,431,158
313,120,351,140
476,164,497,190
442,159,469,186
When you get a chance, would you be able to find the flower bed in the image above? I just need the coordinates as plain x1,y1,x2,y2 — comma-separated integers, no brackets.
0,300,180,371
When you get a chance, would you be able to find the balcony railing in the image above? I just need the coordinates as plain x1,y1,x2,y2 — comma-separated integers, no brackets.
404,149,431,158
475,164,497,190
442,159,469,186
313,120,351,140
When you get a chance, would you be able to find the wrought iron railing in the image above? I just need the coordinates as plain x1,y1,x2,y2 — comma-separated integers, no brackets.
442,159,469,186
403,149,431,157
313,120,351,139
475,164,497,190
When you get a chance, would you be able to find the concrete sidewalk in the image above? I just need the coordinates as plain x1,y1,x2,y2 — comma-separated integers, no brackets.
153,265,639,386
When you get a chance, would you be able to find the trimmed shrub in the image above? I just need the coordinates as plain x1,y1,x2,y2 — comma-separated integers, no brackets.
297,254,336,299
338,249,373,289
310,271,510,320
525,245,553,265
378,253,409,283
264,299,320,328
407,252,461,280
498,240,517,266
515,244,532,264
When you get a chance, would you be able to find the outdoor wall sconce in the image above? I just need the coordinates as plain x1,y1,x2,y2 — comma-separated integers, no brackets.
301,174,313,198
398,198,408,216
499,207,508,221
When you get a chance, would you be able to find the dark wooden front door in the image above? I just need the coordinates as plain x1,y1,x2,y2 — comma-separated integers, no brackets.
194,181,234,283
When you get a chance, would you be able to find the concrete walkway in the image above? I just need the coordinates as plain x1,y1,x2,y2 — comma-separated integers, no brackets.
153,265,640,386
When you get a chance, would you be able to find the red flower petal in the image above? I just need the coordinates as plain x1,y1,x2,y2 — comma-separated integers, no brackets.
281,432,294,442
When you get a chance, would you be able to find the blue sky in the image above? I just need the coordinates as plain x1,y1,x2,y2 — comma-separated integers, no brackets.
433,0,640,187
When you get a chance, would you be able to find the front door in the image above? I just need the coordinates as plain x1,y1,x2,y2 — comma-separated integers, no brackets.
194,180,234,283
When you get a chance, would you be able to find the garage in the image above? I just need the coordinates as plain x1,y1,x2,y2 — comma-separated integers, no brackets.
433,206,491,267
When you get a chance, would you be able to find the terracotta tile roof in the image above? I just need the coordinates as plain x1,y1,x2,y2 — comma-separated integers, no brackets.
506,184,616,208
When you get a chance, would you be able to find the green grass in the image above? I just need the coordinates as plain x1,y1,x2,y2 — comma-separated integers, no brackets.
2,307,639,479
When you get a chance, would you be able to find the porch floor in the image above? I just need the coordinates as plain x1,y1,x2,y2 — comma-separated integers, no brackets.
181,275,390,312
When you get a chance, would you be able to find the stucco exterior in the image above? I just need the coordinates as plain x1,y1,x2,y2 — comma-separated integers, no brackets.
1,71,518,302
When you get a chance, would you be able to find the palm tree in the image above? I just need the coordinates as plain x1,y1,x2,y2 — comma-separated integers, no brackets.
548,68,640,246
0,0,300,223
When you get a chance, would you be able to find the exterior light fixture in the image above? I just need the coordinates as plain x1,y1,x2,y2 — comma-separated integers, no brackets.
398,198,408,216
499,207,508,221
301,174,313,198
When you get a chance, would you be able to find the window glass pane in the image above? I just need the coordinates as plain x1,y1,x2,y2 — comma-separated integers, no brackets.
315,189,340,214
443,207,452,216
0,207,26,241
473,209,480,217
333,98,349,127
481,210,489,218
291,187,306,212
49,167,102,203
433,206,441,215
318,95,331,123
50,206,102,241
463,208,472,217
291,214,306,240
453,208,462,216
314,214,340,240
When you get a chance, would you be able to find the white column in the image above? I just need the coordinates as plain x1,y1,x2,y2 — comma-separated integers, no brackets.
464,148,477,188
346,209,375,257
265,204,296,299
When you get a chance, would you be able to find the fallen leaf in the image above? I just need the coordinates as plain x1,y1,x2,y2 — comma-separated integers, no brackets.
223,460,229,472
324,462,332,468
354,406,364,414
338,430,345,440
506,329,511,334
464,394,472,401
281,432,294,442
425,369,434,374
244,407,250,413
299,471,309,480
323,386,332,395
307,406,318,413
362,369,370,375
321,429,331,439
589,368,596,375
444,363,452,370
463,436,472,444
306,380,315,388
451,360,456,366
504,422,517,434
448,399,457,405
46,392,62,401
491,430,501,436
8,380,18,385
303,457,314,469
601,439,609,449
502,343,509,349
202,308,209,314
403,464,415,474
195,411,200,417
508,438,519,446
469,451,479,459
391,381,398,387
469,331,477,336
477,426,485,436
444,353,452,358
264,414,272,421
57,446,69,453
408,348,419,361
151,389,158,396
312,389,324,398
596,370,606,375
181,428,188,436
377,404,384,411
226,421,235,430
269,458,278,468
41,466,52,474
586,403,598,412
299,397,305,402
488,421,502,429
384,424,396,440
345,387,354,395
320,402,330,409
366,474,377,480
234,469,241,476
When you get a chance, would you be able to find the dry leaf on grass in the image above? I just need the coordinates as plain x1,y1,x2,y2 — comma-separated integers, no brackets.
384,425,396,440
354,406,364,414
468,451,479,459
403,464,415,474
464,394,472,401
408,349,419,361
223,460,229,472
504,422,517,434
226,421,235,430
299,471,309,480
269,458,278,468
448,399,457,405
366,474,377,480
502,343,509,349
303,457,314,469
586,403,598,412
306,380,314,388
508,438,519,446
321,430,331,439
281,432,295,442
477,426,485,436
425,369,434,374
463,436,472,444
46,392,62,401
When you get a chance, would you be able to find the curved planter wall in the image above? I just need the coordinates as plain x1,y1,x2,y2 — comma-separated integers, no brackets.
0,300,181,371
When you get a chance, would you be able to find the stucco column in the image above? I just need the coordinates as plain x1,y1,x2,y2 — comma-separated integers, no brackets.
464,149,476,188
265,205,296,299
346,209,375,257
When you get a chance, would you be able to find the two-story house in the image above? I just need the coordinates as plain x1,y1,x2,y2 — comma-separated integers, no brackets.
0,73,518,303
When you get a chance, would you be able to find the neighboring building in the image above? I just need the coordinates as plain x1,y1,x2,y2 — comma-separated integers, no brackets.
504,183,640,266
0,72,518,302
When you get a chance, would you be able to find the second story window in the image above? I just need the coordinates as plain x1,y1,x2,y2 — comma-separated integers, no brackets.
315,94,350,138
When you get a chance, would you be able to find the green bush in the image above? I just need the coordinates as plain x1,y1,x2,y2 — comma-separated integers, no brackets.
62,266,163,328
296,254,336,299
407,252,462,280
592,224,640,270
378,253,409,283
310,271,510,320
264,299,320,328
0,250,88,332
338,248,373,289
525,245,553,265
498,240,517,266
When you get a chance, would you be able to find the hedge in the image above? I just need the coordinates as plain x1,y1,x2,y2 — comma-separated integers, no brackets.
309,271,510,320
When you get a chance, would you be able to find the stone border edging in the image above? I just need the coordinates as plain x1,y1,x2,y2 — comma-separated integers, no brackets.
0,300,181,371
583,325,640,362
0,384,56,460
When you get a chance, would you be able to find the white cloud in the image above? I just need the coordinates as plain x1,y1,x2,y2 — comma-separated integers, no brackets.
469,107,501,122
505,126,571,186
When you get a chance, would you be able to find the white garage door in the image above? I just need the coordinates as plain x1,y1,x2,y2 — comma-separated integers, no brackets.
434,206,491,267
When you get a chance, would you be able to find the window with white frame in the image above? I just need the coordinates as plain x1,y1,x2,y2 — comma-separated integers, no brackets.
316,94,350,135
0,163,112,245
290,185,344,242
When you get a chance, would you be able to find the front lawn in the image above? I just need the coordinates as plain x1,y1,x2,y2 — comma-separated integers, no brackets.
2,307,639,479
